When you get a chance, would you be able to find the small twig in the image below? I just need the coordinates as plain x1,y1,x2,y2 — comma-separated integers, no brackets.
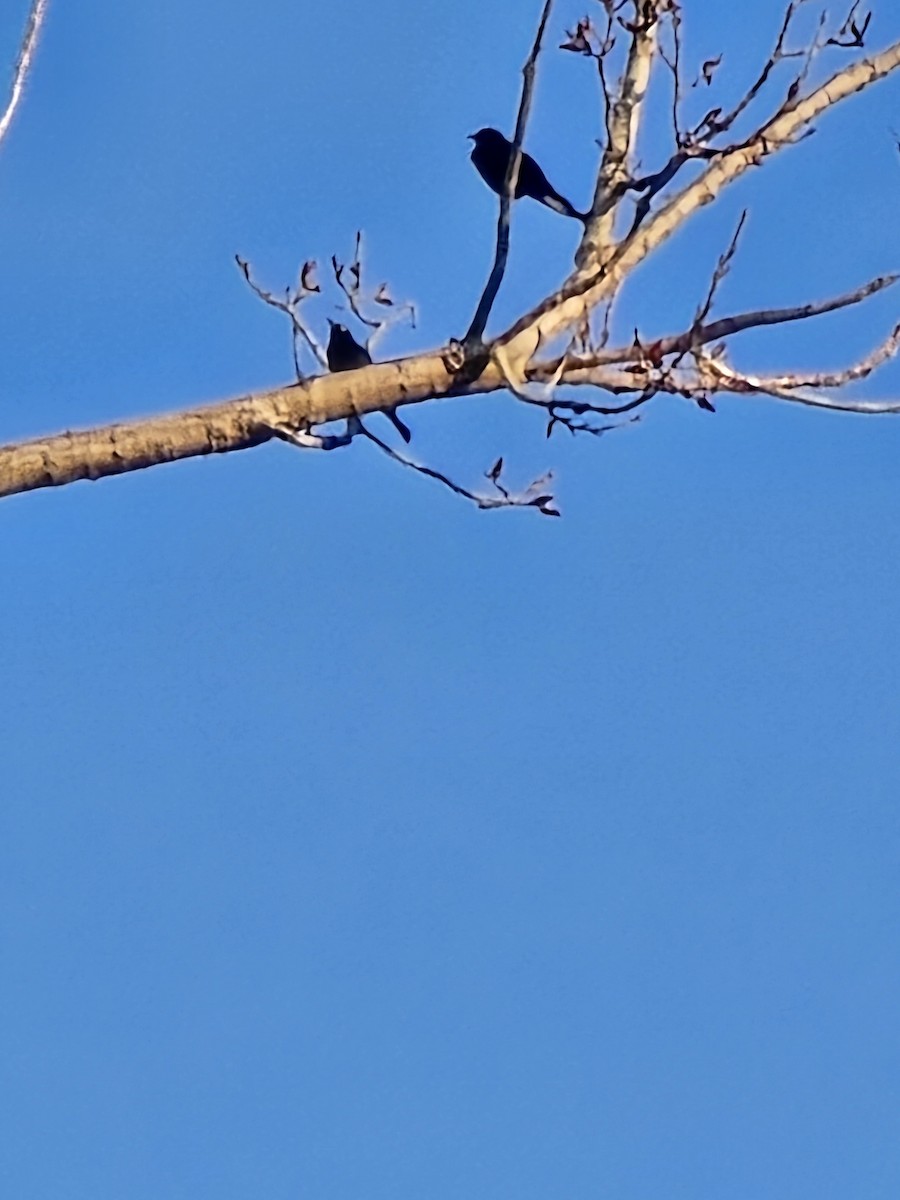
464,0,554,345
332,232,378,330
0,0,51,150
560,10,619,139
691,0,857,146
235,255,325,378
787,9,830,111
690,1,808,143
358,423,560,516
827,2,871,49
331,232,416,355
681,209,748,360
546,407,641,439
657,2,686,149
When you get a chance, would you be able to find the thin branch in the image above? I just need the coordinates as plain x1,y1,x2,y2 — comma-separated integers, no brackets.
331,232,416,355
546,408,641,438
235,255,325,377
332,232,378,329
359,423,560,515
464,0,554,345
560,8,620,142
704,321,900,391
625,145,718,236
827,2,872,49
625,5,841,235
522,377,659,414
680,271,898,354
692,209,747,331
501,35,900,358
698,337,900,412
665,208,749,369
543,271,899,371
689,0,807,143
3,6,900,505
657,2,687,149
0,0,51,150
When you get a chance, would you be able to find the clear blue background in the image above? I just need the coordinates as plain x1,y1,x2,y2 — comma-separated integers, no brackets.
2,2,899,1197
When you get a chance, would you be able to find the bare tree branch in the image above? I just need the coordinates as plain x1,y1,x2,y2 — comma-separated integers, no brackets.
464,0,554,344
560,7,620,141
827,2,872,50
359,423,560,515
697,324,900,412
577,0,661,268
502,35,900,359
0,354,456,499
2,5,900,507
689,0,807,144
676,271,898,353
535,271,899,373
330,232,416,354
236,255,325,379
689,209,748,335
0,0,51,150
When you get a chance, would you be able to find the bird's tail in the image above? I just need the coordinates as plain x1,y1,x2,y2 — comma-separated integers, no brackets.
543,191,590,222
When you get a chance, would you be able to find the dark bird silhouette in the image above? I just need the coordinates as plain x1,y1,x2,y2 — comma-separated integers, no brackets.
468,127,587,222
325,321,411,443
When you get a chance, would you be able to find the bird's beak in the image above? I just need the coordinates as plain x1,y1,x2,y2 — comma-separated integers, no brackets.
467,133,476,141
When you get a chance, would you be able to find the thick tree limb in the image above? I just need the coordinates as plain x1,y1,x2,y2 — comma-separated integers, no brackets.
0,355,456,499
577,0,660,268
0,351,578,499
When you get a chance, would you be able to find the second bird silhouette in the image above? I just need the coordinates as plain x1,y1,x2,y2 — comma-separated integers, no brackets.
325,321,411,443
468,127,588,222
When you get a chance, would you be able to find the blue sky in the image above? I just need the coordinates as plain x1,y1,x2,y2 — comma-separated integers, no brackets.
2,2,900,1197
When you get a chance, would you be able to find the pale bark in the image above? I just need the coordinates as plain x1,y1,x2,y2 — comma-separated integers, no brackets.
3,3,900,504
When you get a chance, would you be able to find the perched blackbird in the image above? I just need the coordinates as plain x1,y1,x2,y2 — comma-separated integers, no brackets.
468,127,587,222
325,320,411,443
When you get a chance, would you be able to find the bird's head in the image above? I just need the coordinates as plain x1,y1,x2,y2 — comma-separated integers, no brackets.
468,127,503,147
